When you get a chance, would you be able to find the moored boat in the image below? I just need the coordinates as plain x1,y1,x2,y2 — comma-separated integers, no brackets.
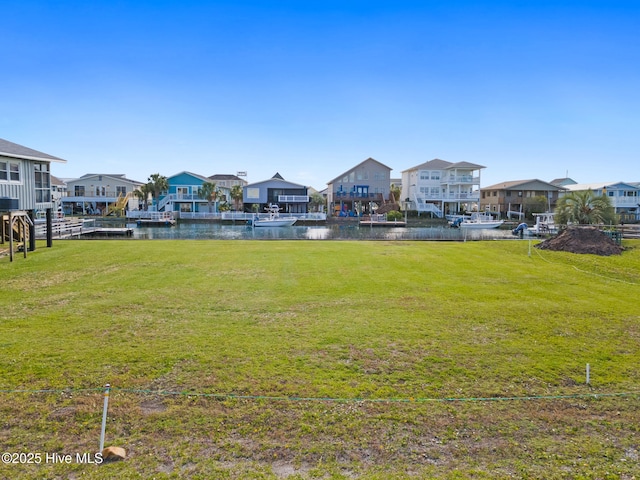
451,212,504,229
250,204,297,227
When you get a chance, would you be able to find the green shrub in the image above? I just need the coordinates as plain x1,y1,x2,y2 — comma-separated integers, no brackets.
386,210,403,221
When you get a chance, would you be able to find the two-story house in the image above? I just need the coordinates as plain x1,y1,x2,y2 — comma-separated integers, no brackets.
207,174,248,189
243,173,309,214
158,171,232,215
562,182,640,222
1,138,67,253
480,179,566,219
62,174,144,215
327,158,392,217
401,159,484,218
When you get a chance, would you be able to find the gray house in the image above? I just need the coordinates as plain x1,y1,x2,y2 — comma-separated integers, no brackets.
1,138,67,256
243,173,309,213
327,158,392,217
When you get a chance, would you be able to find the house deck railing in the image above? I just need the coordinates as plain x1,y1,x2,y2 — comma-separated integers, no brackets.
176,212,327,221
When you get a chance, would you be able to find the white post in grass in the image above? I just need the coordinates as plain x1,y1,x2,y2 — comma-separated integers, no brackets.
586,364,590,385
99,384,111,452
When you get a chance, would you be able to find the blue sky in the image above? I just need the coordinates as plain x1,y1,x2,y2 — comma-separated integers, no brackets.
2,0,639,189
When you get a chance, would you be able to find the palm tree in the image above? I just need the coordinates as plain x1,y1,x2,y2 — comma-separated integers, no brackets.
309,192,326,212
134,183,153,210
390,184,401,202
555,189,617,225
230,184,244,211
198,182,220,213
148,173,169,209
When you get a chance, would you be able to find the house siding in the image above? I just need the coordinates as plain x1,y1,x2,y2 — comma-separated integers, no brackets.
1,156,54,211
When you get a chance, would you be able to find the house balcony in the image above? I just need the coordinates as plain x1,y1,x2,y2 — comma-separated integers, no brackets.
61,195,119,203
441,175,480,185
413,193,480,202
613,198,640,210
278,195,309,203
333,192,384,201
66,190,124,199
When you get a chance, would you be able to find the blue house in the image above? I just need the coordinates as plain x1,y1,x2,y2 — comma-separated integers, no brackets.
158,171,230,214
243,173,309,213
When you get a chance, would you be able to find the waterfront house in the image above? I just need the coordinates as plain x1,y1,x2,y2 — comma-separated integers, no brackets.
562,182,640,222
1,138,67,255
480,179,566,219
400,159,484,218
207,174,248,189
159,171,232,215
243,173,309,214
62,174,144,215
327,158,392,217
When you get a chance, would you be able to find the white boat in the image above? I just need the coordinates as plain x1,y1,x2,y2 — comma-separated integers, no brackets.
526,212,557,236
512,212,558,236
451,212,504,229
251,204,297,227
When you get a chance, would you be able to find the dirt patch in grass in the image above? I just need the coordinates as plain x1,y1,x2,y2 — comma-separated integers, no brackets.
536,226,623,255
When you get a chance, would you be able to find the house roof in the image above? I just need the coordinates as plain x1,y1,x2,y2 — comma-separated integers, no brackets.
447,161,485,170
247,176,307,189
50,175,65,187
167,171,210,183
208,174,244,181
483,179,566,191
402,158,485,173
563,181,639,191
402,158,451,172
549,177,577,186
69,173,144,186
328,157,392,184
0,138,67,163
401,158,486,173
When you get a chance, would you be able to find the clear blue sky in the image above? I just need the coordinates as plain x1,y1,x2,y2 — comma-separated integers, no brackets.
2,0,639,189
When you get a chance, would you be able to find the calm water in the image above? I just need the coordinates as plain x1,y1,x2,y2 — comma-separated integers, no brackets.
127,223,517,241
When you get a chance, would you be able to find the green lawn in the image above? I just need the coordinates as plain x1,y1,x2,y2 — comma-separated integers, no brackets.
1,239,639,479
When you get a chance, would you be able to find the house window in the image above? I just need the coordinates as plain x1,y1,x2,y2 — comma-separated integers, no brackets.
431,171,440,180
420,171,429,180
74,185,85,196
0,161,21,182
34,163,51,203
116,186,127,196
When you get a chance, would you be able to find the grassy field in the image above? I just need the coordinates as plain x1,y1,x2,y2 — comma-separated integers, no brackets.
1,238,639,479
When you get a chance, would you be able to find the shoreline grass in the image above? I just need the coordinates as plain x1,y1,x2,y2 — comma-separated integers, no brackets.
1,239,639,478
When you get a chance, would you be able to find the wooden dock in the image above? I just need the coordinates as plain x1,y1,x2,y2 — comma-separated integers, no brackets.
34,219,133,239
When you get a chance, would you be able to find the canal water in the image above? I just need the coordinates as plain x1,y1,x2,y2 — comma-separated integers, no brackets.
126,223,518,241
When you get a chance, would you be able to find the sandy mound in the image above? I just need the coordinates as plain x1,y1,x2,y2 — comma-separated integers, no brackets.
536,226,623,256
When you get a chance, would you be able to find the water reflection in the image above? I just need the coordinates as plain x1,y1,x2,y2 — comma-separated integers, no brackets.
130,223,517,241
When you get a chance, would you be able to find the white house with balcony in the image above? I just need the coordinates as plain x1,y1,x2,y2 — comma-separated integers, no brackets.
401,159,484,217
562,181,640,222
62,174,144,215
